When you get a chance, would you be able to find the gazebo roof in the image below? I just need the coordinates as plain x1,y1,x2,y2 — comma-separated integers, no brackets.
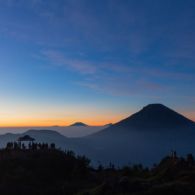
18,135,35,142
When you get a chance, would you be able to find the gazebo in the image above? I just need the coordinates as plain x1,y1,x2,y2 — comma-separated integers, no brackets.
17,135,35,148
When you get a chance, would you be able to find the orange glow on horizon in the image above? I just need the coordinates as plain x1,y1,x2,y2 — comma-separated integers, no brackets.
0,111,194,128
0,115,127,128
182,112,195,122
0,99,132,127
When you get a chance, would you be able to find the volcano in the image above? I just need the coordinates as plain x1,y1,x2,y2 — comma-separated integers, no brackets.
82,104,195,165
113,104,194,129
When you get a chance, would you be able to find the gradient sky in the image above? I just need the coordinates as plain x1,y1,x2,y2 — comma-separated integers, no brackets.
0,0,195,126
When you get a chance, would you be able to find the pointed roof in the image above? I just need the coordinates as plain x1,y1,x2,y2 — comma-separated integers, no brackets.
18,135,35,141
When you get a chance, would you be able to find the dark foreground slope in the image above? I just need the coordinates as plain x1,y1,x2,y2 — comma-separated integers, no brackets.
1,148,195,195
0,148,91,195
94,104,195,133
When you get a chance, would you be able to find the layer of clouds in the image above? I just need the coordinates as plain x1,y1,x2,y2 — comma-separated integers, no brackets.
39,48,195,98
1,0,195,99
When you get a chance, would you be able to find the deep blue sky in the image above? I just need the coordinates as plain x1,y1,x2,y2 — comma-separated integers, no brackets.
0,0,195,126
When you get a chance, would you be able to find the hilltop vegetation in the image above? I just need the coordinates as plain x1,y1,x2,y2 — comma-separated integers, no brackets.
0,146,195,194
0,147,91,194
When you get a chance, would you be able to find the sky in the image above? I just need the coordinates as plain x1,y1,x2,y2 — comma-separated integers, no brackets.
0,0,195,127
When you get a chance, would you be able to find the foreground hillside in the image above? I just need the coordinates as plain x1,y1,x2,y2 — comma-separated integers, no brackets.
0,147,195,194
0,147,91,194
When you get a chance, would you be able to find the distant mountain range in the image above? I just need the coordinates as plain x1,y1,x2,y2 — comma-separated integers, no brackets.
0,104,195,166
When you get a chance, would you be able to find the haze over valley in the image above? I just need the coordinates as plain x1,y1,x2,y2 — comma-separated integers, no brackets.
0,124,108,137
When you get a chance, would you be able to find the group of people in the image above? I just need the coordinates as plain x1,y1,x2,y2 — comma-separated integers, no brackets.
6,141,56,150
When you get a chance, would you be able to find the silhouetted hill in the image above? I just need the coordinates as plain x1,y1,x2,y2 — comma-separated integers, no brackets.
70,122,88,127
82,104,195,166
25,129,66,138
111,104,194,130
0,130,78,151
